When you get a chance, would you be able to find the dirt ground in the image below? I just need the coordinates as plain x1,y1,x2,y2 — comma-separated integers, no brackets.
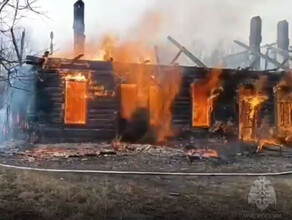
0,140,292,220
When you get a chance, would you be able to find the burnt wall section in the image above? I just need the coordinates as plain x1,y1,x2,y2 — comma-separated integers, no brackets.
175,68,284,130
33,59,118,143
172,67,206,128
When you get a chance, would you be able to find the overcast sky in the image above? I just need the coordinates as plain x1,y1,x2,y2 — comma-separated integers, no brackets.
22,0,292,61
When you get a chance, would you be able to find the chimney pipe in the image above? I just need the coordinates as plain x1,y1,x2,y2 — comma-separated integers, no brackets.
73,0,85,56
277,20,289,68
277,20,289,51
249,16,262,70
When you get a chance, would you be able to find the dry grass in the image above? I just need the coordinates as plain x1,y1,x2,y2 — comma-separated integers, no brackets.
0,169,114,220
0,168,292,220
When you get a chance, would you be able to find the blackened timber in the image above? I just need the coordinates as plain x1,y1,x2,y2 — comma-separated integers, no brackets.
234,40,289,71
170,50,183,64
32,58,118,143
167,36,207,68
268,46,292,61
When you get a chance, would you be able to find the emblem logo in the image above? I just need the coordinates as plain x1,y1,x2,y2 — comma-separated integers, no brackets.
248,176,276,211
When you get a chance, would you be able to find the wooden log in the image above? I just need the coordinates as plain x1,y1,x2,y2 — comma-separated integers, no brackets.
84,124,115,129
175,96,191,100
46,94,63,98
90,96,117,101
87,114,116,119
47,113,63,118
48,97,63,102
39,83,63,88
172,119,190,125
42,87,63,93
172,110,191,116
48,119,63,123
234,40,289,71
88,109,116,114
172,114,191,119
168,36,207,68
63,128,115,136
88,103,118,109
87,118,116,124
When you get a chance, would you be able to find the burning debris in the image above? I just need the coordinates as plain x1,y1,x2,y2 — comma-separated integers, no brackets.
187,148,219,161
20,146,105,160
209,119,237,142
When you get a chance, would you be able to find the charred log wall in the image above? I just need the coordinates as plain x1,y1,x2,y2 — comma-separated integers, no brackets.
174,68,284,130
35,61,118,143
172,67,206,128
26,56,286,143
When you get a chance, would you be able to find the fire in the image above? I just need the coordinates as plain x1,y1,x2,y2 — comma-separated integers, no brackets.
239,80,283,152
118,65,182,142
275,80,292,139
192,69,223,127
239,86,268,143
65,73,88,124
55,11,182,142
188,148,219,159
86,11,162,63
149,68,182,142
92,34,118,61
115,55,181,143
241,94,268,121
85,13,181,142
120,84,138,120
65,73,87,82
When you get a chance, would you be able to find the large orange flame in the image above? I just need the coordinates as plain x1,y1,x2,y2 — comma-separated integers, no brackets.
239,78,283,151
57,11,183,142
65,73,87,82
192,69,223,127
88,13,181,142
239,86,268,143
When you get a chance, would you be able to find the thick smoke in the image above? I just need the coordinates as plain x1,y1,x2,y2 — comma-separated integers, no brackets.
0,67,36,144
151,0,291,66
81,0,291,66
30,0,292,64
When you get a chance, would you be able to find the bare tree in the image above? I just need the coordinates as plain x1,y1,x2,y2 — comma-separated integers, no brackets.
0,0,46,141
0,0,45,82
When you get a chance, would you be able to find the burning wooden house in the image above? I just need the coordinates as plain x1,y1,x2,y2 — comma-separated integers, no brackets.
3,0,292,149
22,57,119,143
2,54,287,149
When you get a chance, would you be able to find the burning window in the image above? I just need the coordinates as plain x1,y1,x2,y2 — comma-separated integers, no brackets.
65,74,88,124
191,83,213,127
275,85,292,137
191,69,222,128
238,86,268,142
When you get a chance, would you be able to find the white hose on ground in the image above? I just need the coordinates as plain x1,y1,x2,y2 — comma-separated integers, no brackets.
0,163,291,176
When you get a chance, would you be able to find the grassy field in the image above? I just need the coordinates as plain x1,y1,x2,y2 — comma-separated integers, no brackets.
0,167,292,220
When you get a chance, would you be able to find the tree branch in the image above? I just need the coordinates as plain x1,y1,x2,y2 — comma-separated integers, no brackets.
0,0,10,13
10,28,22,64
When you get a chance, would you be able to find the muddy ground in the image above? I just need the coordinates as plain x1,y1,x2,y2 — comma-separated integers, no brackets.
0,139,292,220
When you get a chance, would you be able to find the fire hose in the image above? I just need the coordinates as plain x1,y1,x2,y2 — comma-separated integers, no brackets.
0,163,292,176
